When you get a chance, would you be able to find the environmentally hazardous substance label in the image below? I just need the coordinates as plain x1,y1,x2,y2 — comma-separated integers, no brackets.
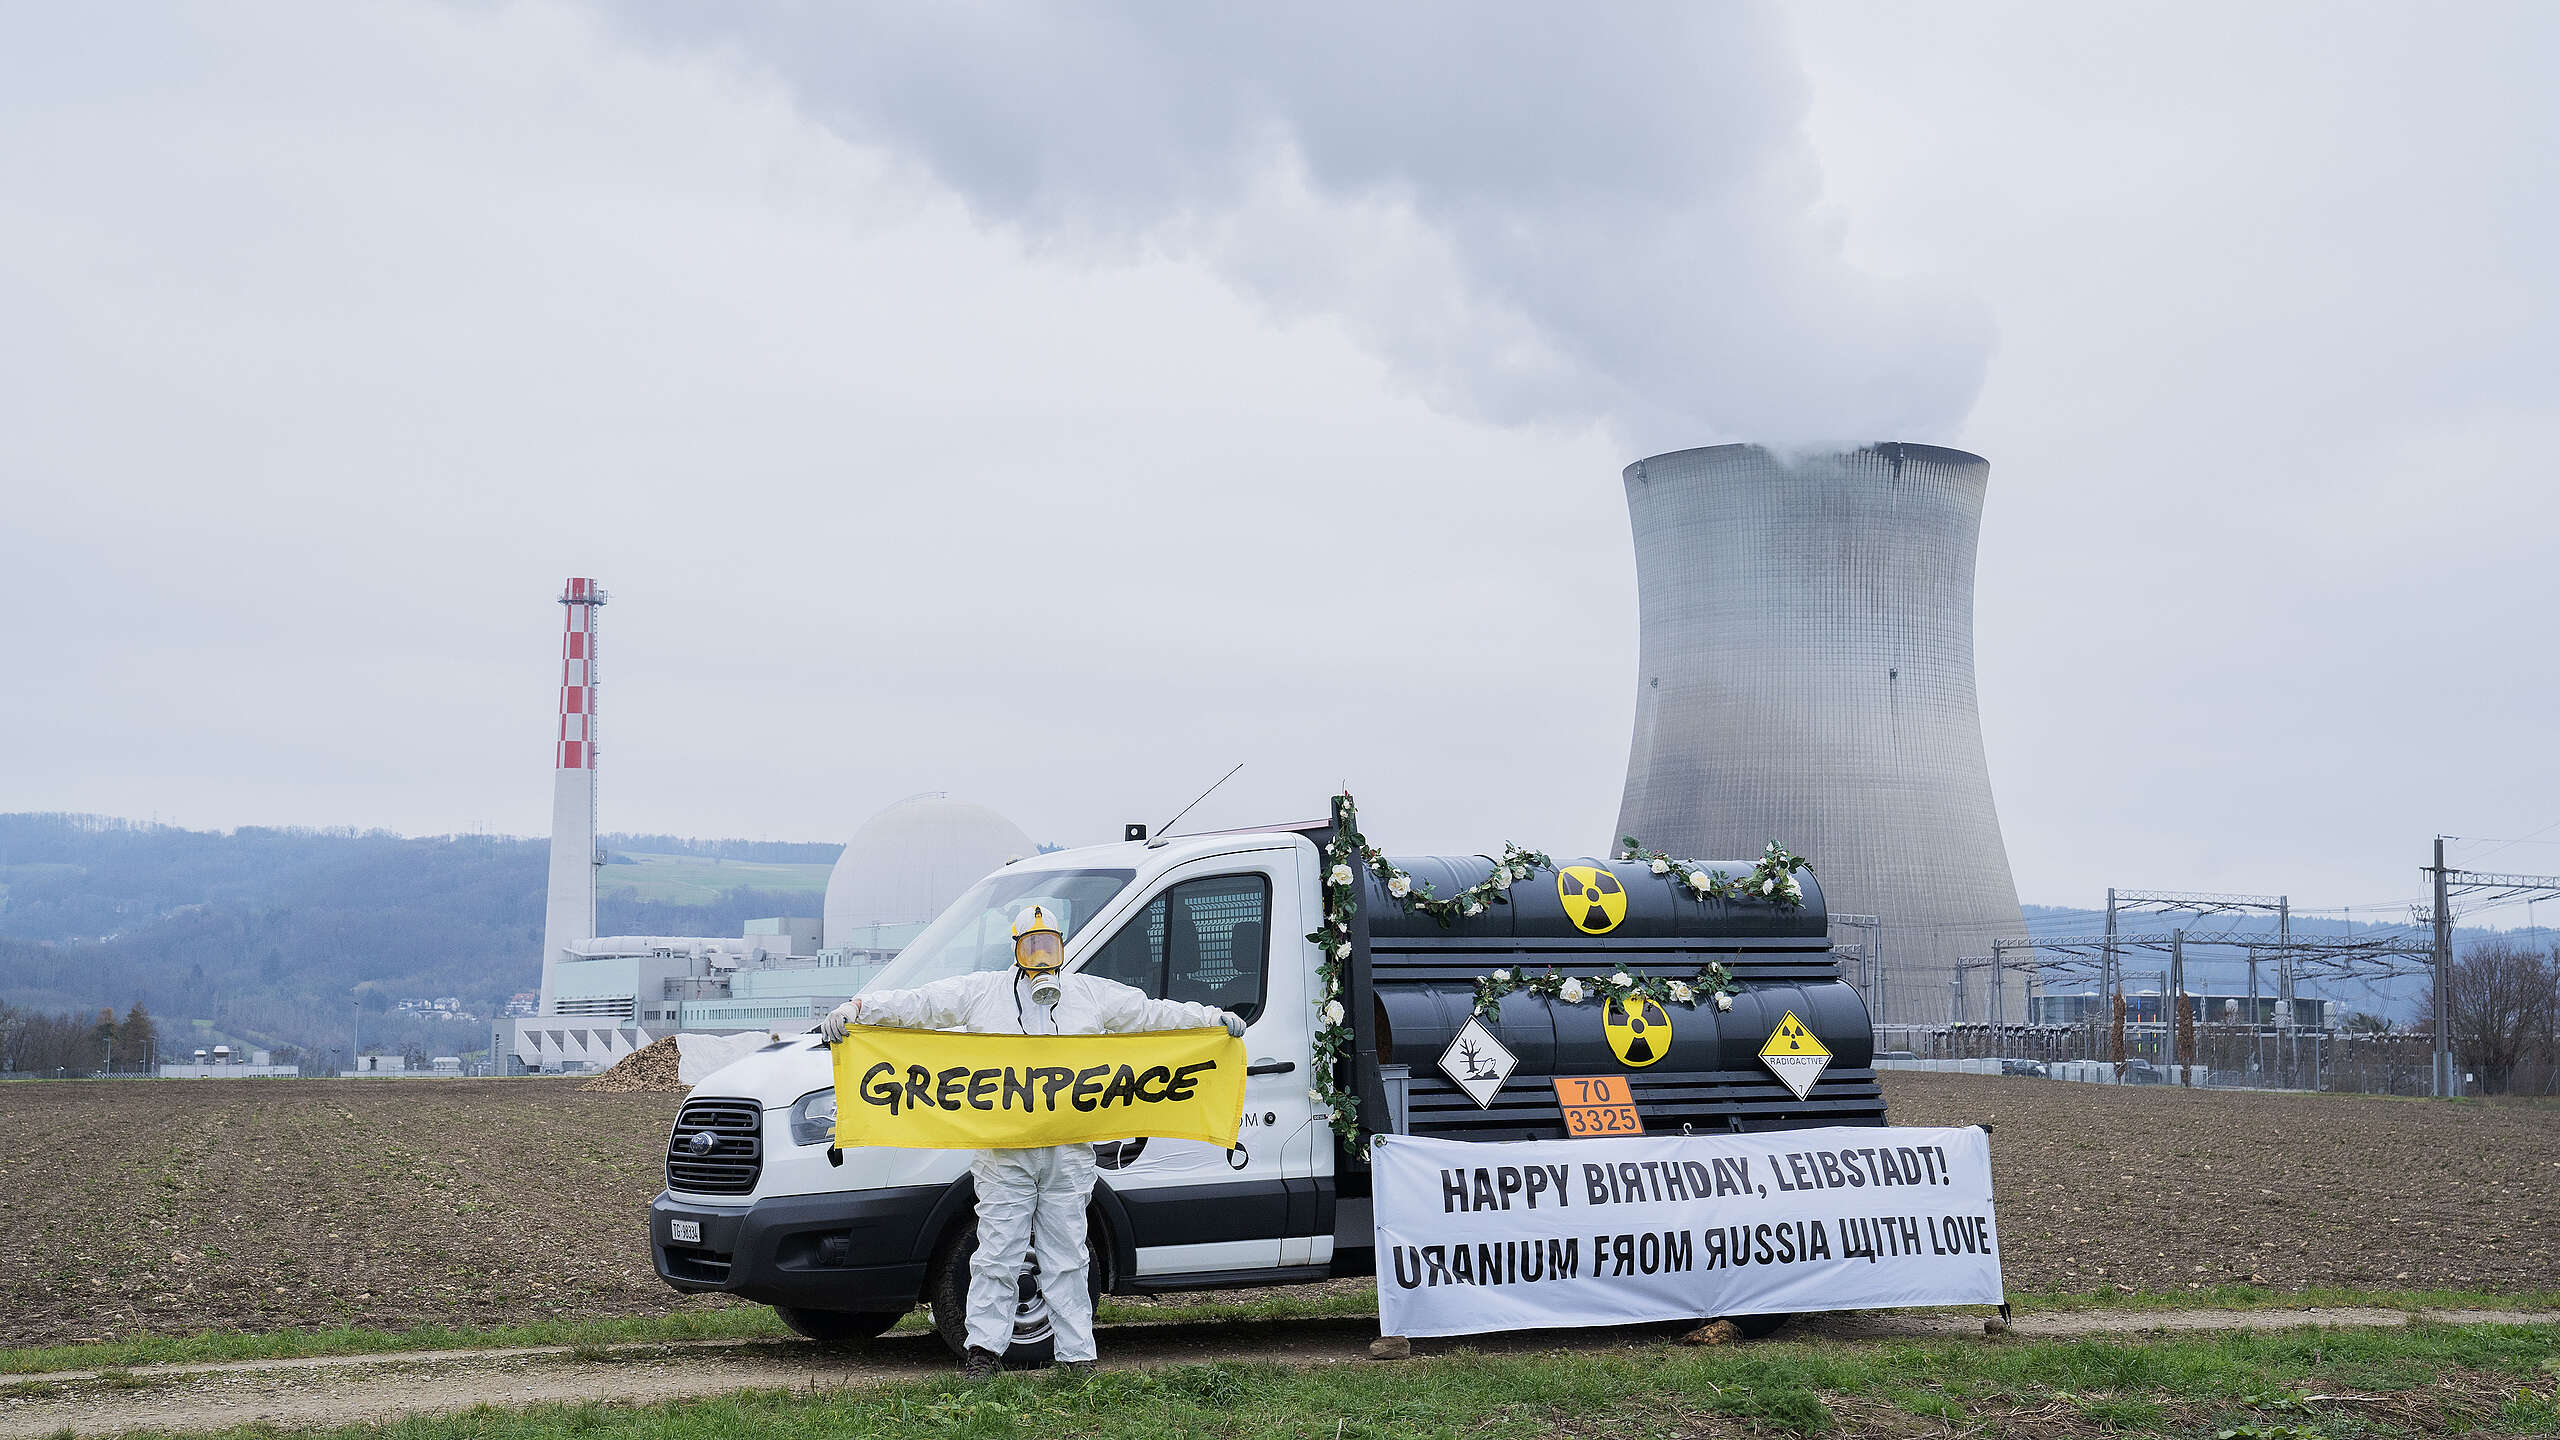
1759,1010,1831,1100
1439,1017,1519,1109
1556,865,1627,934
1603,995,1672,1068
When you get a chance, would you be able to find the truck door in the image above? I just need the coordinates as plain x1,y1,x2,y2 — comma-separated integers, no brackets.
1076,848,1318,1281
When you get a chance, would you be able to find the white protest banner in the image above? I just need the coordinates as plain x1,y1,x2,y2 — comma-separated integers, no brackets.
1372,1126,2001,1339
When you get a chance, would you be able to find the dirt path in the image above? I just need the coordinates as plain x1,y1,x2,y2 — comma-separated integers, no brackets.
4,1308,2551,1438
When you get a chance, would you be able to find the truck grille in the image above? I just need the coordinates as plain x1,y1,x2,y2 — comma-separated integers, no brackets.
666,1098,762,1195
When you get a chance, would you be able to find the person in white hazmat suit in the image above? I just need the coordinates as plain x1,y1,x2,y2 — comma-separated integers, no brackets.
822,903,1245,1379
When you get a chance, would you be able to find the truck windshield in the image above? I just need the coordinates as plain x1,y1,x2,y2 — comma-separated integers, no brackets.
859,868,1137,995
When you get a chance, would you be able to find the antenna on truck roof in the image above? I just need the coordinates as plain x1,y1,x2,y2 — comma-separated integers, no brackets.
1151,762,1245,844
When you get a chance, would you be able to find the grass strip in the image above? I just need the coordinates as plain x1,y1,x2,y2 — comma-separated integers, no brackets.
86,1321,2560,1439
5,1283,2548,1380
0,1310,793,1378
0,1290,1383,1378
2009,1282,2560,1314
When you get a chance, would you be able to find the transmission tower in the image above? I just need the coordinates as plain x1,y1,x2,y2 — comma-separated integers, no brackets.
2419,844,2560,1098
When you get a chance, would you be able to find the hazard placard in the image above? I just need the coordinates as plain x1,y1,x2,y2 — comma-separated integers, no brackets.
1552,1075,1644,1137
1438,1017,1518,1110
1758,1009,1831,1101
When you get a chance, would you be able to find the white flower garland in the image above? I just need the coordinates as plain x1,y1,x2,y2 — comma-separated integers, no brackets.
1470,958,1740,1022
1616,837,1810,907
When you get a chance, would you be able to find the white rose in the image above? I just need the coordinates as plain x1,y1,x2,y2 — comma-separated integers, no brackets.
1323,1000,1345,1026
1713,991,1734,1011
1492,968,1511,982
1668,980,1694,1003
1333,942,1352,960
1512,865,1531,882
1558,978,1585,1004
1487,869,1510,891
1387,875,1411,898
1650,858,1669,875
1329,864,1354,888
1687,871,1711,891
1462,900,1482,916
1609,971,1633,989
1784,875,1803,899
1761,877,1776,895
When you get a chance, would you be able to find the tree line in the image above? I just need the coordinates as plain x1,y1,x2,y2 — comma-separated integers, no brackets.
2431,940,2560,1094
0,1001,160,1077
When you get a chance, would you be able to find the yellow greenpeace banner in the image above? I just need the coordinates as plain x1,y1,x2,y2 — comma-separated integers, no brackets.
829,1027,1247,1151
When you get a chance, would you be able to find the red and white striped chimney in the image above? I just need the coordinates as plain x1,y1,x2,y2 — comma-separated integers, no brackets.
538,577,606,1013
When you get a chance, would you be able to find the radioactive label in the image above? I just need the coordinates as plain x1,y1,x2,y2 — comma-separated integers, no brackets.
1602,995,1671,1068
1557,865,1627,934
1758,1009,1831,1101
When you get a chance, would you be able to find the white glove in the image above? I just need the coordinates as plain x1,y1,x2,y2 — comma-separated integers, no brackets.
1220,1011,1247,1039
822,999,862,1043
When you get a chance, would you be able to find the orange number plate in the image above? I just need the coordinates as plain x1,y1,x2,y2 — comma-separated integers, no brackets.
1553,1075,1644,1137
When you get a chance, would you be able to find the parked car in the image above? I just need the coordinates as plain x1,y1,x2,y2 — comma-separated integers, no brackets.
1996,1058,2047,1078
2120,1058,2166,1084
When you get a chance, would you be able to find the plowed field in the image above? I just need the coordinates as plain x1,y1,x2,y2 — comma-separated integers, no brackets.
0,1074,2551,1347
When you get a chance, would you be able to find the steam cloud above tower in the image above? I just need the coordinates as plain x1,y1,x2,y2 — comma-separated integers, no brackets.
604,2,1992,452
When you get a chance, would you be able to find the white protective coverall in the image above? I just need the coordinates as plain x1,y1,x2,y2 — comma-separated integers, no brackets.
841,968,1232,1362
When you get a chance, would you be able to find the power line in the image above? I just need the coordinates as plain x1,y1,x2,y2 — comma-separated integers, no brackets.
2452,817,2560,865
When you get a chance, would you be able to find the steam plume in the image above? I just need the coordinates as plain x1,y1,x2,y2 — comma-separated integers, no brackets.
605,3,1989,451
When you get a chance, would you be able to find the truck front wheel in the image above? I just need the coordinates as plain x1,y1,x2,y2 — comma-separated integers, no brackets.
774,1306,903,1344
925,1212,1109,1365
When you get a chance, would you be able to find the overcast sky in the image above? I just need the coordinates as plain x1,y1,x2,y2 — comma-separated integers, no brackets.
4,2,2554,925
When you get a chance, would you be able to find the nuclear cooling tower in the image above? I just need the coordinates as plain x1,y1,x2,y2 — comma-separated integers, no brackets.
1614,443,2023,1026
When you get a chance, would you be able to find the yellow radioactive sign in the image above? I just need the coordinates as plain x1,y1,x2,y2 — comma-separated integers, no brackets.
1603,995,1671,1067
1557,865,1627,934
1760,1010,1830,1059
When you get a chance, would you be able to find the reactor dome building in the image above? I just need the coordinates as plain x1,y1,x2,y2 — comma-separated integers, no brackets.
821,794,1035,959
1614,443,2024,1025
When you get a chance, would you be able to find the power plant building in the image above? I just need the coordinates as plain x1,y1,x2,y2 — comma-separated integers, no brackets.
508,578,1033,1073
1614,444,2025,1024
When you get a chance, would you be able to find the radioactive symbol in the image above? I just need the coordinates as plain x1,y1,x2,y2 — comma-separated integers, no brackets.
1602,995,1671,1068
1556,865,1627,934
1757,1009,1832,1101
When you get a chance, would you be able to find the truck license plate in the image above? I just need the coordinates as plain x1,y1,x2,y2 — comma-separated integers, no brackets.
669,1218,701,1243
1553,1075,1644,1136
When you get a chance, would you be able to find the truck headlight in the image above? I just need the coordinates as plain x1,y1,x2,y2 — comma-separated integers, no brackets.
788,1087,836,1147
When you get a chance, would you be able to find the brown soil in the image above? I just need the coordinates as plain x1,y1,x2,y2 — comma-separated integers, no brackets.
1,1073,2552,1350
582,1037,683,1094
0,1079,710,1348
1879,1072,2560,1296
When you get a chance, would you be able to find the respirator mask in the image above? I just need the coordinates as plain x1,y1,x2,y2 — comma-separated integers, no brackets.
1012,905,1065,1007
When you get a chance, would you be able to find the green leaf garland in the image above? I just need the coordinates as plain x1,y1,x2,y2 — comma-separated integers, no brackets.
1615,836,1812,907
1470,959,1742,1023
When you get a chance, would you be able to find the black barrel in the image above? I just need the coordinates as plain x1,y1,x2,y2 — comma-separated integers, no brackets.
1355,855,1883,1144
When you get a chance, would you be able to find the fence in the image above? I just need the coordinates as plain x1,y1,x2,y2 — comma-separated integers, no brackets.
1869,1022,2459,1095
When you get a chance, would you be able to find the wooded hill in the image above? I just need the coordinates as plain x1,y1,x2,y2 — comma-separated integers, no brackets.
0,814,837,1064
